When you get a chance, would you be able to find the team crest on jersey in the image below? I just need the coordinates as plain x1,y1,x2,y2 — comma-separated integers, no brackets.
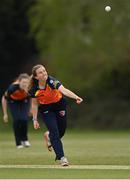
59,110,65,117
50,80,54,84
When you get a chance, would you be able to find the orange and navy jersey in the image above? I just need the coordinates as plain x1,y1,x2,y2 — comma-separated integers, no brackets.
29,76,63,105
5,84,28,101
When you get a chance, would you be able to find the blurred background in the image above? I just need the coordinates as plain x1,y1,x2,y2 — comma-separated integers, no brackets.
1,0,130,130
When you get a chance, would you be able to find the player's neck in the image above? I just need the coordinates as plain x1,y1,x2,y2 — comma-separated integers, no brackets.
39,79,46,87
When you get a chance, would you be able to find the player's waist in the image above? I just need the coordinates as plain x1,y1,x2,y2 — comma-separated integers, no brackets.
37,94,62,105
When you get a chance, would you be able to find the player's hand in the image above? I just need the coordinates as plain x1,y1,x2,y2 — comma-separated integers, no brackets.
33,120,40,129
76,96,83,104
3,114,8,123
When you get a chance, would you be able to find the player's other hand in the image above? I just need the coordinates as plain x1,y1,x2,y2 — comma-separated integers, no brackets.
3,114,8,123
33,120,40,129
76,96,83,104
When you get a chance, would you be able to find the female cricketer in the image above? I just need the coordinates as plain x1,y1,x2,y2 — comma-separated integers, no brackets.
29,64,83,166
2,73,31,148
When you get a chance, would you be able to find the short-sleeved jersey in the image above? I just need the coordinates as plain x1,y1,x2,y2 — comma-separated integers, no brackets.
29,76,63,105
5,84,28,101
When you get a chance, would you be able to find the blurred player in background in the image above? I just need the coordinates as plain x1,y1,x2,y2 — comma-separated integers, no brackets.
29,64,83,166
2,73,31,148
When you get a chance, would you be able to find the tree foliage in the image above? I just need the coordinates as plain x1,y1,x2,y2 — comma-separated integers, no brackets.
29,0,130,95
0,0,37,94
28,0,130,128
1,0,130,128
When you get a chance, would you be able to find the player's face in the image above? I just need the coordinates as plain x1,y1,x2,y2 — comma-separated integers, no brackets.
19,78,29,91
35,66,48,81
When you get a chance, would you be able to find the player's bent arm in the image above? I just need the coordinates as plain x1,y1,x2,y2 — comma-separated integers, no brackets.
58,85,83,104
1,95,8,123
31,98,40,129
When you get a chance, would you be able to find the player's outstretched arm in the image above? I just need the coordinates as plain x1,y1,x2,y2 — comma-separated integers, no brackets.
58,85,83,104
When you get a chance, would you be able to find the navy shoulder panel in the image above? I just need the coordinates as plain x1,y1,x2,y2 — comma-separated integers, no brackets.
7,84,20,95
47,76,62,89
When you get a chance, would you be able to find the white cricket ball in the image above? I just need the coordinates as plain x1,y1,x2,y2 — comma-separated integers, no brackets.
105,6,111,12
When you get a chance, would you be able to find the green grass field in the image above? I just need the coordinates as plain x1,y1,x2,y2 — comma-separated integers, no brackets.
0,125,130,179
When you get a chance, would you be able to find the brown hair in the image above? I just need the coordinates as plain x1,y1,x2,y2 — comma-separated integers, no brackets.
32,64,43,77
13,73,30,84
28,64,44,90
18,73,30,81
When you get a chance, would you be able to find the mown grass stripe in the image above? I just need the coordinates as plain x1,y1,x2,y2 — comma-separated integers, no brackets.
0,165,130,170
